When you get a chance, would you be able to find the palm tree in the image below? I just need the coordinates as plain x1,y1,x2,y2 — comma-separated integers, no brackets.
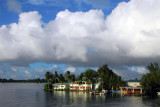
65,71,71,83
93,71,99,84
115,76,124,91
45,71,53,89
78,73,84,84
58,74,65,83
53,71,58,83
70,74,76,83
141,63,160,95
84,69,95,84
98,64,120,91
98,64,110,89
109,75,115,90
147,63,160,84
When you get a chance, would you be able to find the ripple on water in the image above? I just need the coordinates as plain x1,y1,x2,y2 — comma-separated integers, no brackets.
0,83,160,107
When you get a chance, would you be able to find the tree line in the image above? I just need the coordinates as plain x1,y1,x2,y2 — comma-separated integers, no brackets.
0,78,46,83
45,64,126,91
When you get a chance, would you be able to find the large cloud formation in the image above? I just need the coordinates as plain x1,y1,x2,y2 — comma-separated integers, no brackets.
1,0,160,67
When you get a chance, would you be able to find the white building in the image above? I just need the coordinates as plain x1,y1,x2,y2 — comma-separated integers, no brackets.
52,81,97,90
53,83,69,90
94,82,101,90
70,81,92,90
127,82,141,87
120,80,142,94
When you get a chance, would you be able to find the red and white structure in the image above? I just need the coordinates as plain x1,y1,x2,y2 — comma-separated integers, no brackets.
70,81,92,90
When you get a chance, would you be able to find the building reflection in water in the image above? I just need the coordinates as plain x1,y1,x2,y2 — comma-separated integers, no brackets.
44,91,160,107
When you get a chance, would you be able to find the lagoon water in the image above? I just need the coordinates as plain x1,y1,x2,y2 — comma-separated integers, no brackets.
0,83,160,107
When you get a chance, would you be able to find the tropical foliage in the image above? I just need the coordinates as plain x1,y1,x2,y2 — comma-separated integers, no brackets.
65,71,71,82
70,74,76,83
58,74,65,83
84,69,95,84
45,71,53,89
78,73,84,84
53,71,58,83
141,63,160,95
44,64,125,91
98,64,125,91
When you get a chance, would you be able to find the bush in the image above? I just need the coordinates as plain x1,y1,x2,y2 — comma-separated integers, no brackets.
141,63,160,96
44,84,49,90
97,85,102,92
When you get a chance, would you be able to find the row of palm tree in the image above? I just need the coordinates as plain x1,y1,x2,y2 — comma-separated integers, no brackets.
45,64,126,90
45,70,75,89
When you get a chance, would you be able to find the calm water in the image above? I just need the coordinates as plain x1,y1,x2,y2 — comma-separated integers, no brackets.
0,83,160,107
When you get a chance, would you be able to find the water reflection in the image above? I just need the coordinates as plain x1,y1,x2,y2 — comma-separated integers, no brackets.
0,83,160,107
45,91,143,107
44,91,160,107
142,96,160,107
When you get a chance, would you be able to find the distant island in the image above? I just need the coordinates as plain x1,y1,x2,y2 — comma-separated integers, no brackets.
1,63,160,96
44,63,160,96
0,78,46,83
44,64,127,93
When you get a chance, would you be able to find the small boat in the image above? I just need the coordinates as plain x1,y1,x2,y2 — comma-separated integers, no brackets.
94,92,101,95
90,91,101,95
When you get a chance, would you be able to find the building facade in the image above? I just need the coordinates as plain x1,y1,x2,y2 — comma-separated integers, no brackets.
70,81,92,90
52,81,92,90
53,83,69,90
120,81,142,94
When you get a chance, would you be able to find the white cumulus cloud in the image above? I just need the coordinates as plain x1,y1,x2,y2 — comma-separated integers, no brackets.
131,67,149,74
64,66,76,73
53,64,58,68
1,0,160,67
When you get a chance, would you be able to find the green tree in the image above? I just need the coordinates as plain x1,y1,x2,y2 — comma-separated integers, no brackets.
45,71,53,89
53,71,58,83
115,76,125,91
70,74,76,83
65,71,71,83
93,71,99,84
58,74,65,83
108,75,116,90
141,63,160,95
98,64,112,89
78,73,84,84
84,69,95,84
97,64,124,91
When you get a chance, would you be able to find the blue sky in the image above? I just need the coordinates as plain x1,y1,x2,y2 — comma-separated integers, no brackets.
1,0,159,80
0,0,129,26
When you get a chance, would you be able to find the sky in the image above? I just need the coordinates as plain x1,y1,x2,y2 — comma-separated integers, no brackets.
0,0,159,80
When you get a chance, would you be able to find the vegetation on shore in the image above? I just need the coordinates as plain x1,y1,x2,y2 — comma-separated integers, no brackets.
44,62,160,96
44,64,126,91
0,78,46,83
141,63,160,96
1,62,159,96
2,63,160,96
